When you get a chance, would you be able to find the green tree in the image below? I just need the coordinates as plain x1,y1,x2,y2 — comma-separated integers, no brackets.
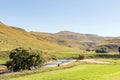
6,47,45,72
118,47,120,55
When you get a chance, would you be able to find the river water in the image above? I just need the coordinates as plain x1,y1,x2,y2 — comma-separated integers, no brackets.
43,59,76,67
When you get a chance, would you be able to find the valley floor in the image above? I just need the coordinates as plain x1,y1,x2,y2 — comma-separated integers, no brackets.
2,63,120,80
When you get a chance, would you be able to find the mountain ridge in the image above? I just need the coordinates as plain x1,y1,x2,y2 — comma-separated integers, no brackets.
0,22,120,51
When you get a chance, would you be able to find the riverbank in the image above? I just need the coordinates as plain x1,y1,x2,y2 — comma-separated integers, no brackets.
0,62,80,80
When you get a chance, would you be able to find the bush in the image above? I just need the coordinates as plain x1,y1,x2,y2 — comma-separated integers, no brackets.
86,48,91,52
118,47,120,55
78,54,85,60
95,47,109,53
6,47,45,72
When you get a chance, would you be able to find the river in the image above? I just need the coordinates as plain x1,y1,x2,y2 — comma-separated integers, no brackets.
43,59,76,67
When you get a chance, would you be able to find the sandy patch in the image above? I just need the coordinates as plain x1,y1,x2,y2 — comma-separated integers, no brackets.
79,59,110,64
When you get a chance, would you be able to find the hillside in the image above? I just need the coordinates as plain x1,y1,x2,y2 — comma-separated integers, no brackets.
30,31,107,49
54,31,120,51
96,38,120,51
0,22,73,51
55,31,105,42
0,22,119,52
55,31,91,42
26,31,120,51
30,32,84,49
54,31,106,48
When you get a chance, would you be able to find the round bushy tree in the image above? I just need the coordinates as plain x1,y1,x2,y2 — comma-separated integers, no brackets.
6,47,45,72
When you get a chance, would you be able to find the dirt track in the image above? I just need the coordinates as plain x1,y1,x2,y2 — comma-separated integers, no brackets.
79,59,110,64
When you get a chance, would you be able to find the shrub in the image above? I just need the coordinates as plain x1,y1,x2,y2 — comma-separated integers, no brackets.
95,47,109,53
6,47,45,72
86,48,91,52
78,54,85,60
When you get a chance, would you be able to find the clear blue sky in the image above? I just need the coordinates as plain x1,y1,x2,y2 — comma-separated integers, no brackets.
0,0,120,36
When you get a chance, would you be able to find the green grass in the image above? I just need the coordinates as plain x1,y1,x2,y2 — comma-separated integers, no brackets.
53,51,81,59
0,62,80,80
53,51,96,59
2,63,120,80
0,60,6,64
0,51,9,64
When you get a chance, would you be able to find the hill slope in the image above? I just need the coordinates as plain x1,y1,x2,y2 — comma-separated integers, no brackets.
96,38,120,51
0,22,119,52
29,31,120,51
0,22,73,51
30,32,84,49
30,31,106,49
54,31,106,49
55,31,105,42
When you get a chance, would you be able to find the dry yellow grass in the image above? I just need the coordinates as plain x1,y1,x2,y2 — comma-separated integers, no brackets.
0,22,75,51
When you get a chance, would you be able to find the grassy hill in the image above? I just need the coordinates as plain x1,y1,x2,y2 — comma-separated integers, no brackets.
30,31,108,50
0,22,119,52
55,31,106,49
0,22,81,63
96,38,120,51
30,32,85,49
55,31,105,42
0,22,120,61
54,31,120,51
0,22,76,52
